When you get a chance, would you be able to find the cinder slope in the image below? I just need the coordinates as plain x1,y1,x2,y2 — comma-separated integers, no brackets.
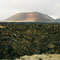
2,12,54,22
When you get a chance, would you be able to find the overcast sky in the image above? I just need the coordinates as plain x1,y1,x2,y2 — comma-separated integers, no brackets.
0,0,60,21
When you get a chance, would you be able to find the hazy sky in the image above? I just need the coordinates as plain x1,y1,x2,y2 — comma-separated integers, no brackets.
0,0,60,20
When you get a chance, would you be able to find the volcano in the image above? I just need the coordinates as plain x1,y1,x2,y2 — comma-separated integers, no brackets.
2,12,54,22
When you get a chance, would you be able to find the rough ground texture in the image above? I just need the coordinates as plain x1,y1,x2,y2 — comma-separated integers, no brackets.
16,54,60,60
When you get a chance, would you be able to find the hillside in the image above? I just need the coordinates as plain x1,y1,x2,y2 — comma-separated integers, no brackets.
2,12,54,22
0,23,60,59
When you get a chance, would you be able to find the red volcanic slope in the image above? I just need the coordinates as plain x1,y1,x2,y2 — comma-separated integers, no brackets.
3,12,54,22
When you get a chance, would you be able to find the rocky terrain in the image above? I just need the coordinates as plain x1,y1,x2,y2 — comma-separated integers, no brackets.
16,54,60,60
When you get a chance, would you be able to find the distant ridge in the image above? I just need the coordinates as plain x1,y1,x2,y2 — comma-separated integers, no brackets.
55,18,60,23
2,12,54,22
